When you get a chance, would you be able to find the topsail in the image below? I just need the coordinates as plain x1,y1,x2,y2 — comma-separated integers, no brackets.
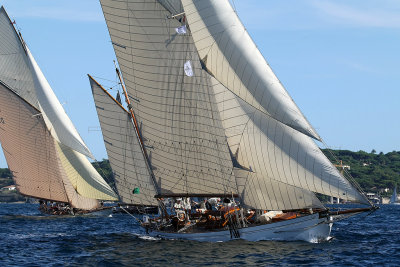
181,0,321,140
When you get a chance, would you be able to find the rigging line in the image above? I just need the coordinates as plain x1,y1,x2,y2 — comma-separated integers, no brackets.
90,75,120,86
201,83,235,192
0,52,19,55
125,7,172,68
331,207,376,223
119,205,143,224
230,0,237,13
246,117,272,208
321,139,372,205
116,69,160,196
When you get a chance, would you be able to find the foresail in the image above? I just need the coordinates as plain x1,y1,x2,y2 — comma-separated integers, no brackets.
55,142,118,201
181,0,321,140
212,77,370,207
234,169,323,211
60,171,100,210
25,46,94,159
100,0,237,195
0,7,38,108
89,76,157,206
0,81,68,203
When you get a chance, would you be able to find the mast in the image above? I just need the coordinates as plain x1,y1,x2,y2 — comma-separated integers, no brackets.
113,62,160,196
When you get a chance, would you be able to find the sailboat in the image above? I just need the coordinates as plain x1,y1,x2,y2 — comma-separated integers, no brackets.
89,0,376,242
389,187,399,205
0,6,118,215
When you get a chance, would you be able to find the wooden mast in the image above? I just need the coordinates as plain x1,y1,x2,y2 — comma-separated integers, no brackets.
113,61,161,195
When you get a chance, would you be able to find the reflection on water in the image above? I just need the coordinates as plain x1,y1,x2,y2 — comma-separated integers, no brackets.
0,204,399,266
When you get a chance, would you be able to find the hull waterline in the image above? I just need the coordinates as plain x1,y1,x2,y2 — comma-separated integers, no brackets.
148,213,332,243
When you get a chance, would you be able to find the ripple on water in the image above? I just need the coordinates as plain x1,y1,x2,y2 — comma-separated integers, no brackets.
0,203,399,266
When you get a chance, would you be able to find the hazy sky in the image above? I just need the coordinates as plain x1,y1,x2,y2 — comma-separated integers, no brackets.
0,0,399,168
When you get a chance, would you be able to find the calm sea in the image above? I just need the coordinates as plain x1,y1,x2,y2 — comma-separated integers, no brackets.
0,203,398,266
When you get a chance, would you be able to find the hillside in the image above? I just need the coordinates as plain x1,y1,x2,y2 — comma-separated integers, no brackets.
322,149,400,195
0,160,115,202
1,150,400,198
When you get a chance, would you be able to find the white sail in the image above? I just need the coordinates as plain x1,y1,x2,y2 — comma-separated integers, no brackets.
158,0,183,14
99,0,370,210
55,142,118,201
25,46,94,159
89,76,157,206
390,187,398,204
181,0,320,140
212,77,370,206
234,168,324,210
100,0,237,195
0,7,38,108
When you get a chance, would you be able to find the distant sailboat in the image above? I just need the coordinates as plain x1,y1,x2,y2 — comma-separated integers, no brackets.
90,0,376,242
390,187,399,205
0,6,118,214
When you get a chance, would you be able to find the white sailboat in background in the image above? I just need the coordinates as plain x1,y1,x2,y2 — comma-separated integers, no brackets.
88,0,376,242
0,6,118,214
390,186,400,205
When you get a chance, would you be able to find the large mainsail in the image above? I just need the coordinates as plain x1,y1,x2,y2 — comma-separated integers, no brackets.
181,0,320,140
90,76,157,205
0,81,100,209
0,81,68,203
98,0,369,210
100,0,237,195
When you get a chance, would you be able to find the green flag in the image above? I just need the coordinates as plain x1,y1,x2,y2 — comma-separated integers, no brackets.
133,187,140,194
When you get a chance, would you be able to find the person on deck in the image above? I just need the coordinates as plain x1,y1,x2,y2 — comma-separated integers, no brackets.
183,197,191,212
205,199,212,211
174,198,183,212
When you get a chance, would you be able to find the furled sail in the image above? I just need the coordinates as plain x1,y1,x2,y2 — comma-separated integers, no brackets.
181,0,321,140
100,0,237,195
0,7,38,108
0,81,100,209
211,77,370,207
25,47,94,159
89,75,157,206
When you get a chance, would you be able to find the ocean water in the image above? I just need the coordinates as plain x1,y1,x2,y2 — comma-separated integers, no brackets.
0,203,398,266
